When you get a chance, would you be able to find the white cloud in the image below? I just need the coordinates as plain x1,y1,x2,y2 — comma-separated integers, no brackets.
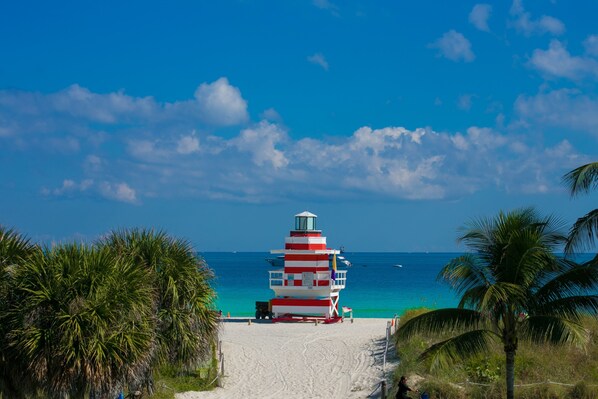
514,88,598,137
231,121,288,169
193,77,249,126
128,140,170,162
260,108,282,121
307,53,329,71
5,83,588,204
100,182,137,203
43,178,137,204
509,0,565,36
469,4,492,32
429,30,475,62
584,35,598,57
528,40,598,80
0,77,249,148
177,132,200,154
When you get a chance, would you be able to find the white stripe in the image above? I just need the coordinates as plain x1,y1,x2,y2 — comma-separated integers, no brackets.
284,260,330,268
284,236,327,245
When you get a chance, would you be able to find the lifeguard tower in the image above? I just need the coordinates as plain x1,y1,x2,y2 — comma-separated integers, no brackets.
268,211,347,323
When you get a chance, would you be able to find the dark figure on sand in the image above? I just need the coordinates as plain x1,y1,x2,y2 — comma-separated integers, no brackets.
396,376,417,399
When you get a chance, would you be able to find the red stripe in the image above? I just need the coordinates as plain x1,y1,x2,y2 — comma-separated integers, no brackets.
284,267,329,273
285,254,329,261
290,232,322,237
285,243,326,250
271,298,332,307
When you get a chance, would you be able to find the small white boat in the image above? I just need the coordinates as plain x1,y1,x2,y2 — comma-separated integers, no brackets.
394,264,403,268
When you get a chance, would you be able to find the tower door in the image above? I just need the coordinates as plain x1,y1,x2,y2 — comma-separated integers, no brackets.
302,272,314,287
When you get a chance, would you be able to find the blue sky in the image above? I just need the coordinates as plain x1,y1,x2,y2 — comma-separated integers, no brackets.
1,0,597,251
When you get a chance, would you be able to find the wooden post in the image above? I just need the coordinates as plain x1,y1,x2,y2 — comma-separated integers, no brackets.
217,355,224,387
381,380,387,399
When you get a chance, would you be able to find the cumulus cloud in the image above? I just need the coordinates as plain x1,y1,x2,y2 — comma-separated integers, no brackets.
4,83,587,204
528,40,598,81
177,132,200,154
260,108,282,121
193,77,249,125
584,35,598,57
0,77,248,143
429,30,475,62
99,182,137,203
469,4,492,32
514,88,598,137
43,179,92,196
231,121,289,169
509,0,565,36
43,179,137,204
307,53,329,71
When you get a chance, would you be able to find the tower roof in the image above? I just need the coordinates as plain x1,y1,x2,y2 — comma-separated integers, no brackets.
295,211,317,218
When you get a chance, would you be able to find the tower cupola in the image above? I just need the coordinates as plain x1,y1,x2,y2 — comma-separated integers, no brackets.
294,211,318,231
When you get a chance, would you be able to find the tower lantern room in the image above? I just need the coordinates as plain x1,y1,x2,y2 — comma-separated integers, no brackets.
294,211,318,232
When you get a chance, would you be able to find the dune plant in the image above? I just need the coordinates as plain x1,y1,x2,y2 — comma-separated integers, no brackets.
396,208,598,399
5,243,156,399
99,229,219,390
0,227,39,398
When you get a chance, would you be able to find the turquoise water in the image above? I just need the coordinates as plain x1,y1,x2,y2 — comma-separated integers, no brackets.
202,252,461,318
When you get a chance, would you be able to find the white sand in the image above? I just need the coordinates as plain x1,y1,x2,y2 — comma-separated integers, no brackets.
176,318,397,399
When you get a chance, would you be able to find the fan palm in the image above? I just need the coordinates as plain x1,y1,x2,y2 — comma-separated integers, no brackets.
563,161,598,255
396,208,598,399
99,229,219,381
6,243,156,399
0,227,39,398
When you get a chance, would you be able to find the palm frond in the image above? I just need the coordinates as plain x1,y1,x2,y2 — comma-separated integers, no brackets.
533,262,598,305
533,295,598,320
396,308,484,341
419,329,498,370
520,315,588,346
439,254,491,296
480,282,527,311
563,162,598,196
564,209,598,254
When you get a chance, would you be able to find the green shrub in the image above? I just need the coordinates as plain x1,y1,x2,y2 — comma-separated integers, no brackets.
465,358,501,383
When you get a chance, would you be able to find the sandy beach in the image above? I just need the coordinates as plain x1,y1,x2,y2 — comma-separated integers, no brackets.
176,318,397,399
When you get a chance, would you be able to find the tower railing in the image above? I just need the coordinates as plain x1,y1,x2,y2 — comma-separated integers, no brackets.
268,270,347,290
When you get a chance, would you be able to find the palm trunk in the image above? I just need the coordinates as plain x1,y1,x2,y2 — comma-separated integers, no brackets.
505,349,515,399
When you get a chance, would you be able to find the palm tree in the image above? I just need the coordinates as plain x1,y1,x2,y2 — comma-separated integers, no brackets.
563,162,598,255
0,227,39,398
6,243,156,399
396,208,598,399
99,229,219,387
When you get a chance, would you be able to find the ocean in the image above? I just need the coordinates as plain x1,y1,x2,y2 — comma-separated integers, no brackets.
201,252,462,318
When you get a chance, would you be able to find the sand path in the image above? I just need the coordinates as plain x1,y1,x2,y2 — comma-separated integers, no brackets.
176,318,396,399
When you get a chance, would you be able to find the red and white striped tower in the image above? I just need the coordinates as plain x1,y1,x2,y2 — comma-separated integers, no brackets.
269,211,347,322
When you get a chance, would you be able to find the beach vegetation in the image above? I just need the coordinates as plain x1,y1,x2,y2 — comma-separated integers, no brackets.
0,227,39,398
0,227,219,399
99,229,220,381
395,208,598,399
563,161,598,256
394,311,598,398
